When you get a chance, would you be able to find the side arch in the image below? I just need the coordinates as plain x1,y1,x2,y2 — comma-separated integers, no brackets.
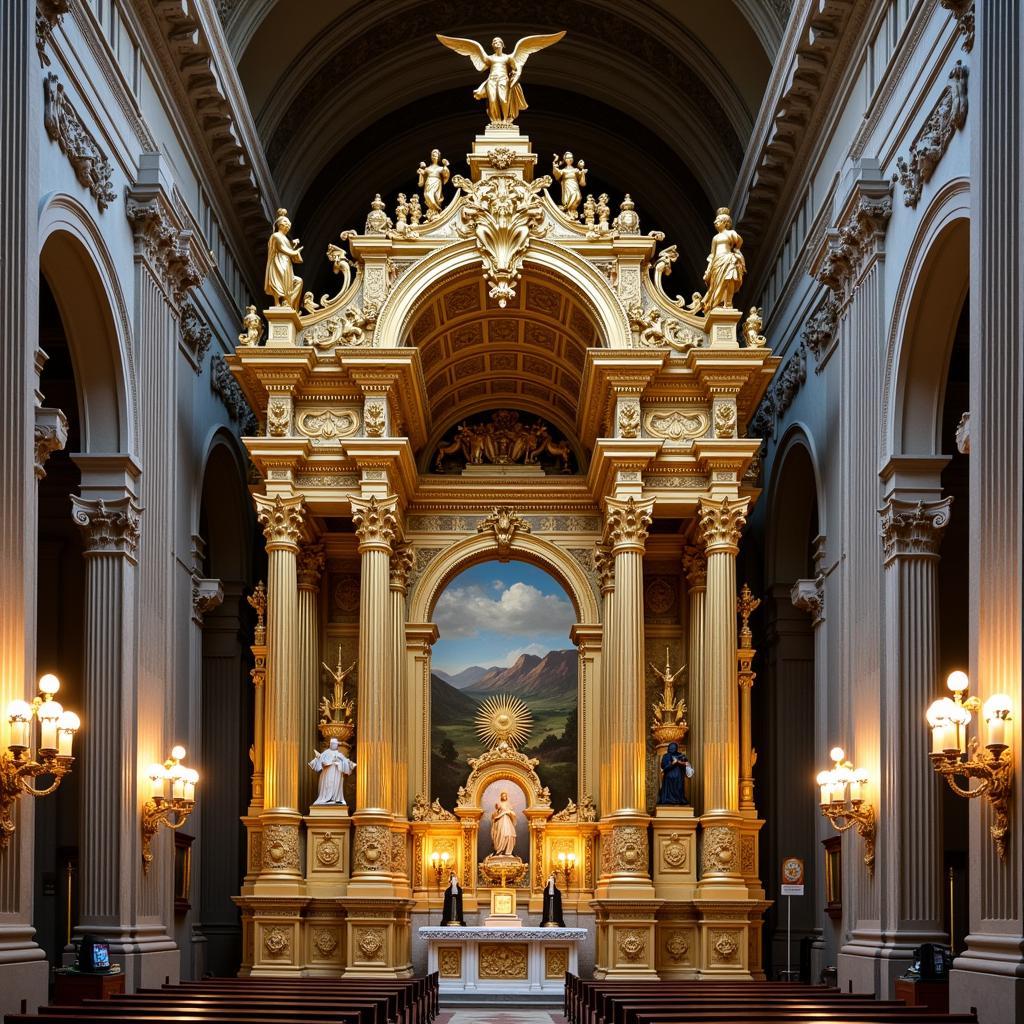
764,424,824,584
883,179,970,459
38,193,137,453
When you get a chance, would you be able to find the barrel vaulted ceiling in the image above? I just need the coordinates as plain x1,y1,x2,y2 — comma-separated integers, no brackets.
216,0,783,296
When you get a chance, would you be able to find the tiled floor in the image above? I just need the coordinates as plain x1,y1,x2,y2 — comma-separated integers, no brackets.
436,1012,566,1023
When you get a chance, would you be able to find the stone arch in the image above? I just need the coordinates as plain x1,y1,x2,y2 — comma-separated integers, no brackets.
883,180,970,459
375,237,631,351
765,425,823,584
196,427,253,579
38,194,137,453
408,529,600,627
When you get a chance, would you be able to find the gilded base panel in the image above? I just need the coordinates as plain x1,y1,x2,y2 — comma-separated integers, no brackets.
303,902,347,975
655,903,700,980
693,898,769,980
736,817,766,902
253,812,305,895
303,807,351,898
652,808,698,901
233,896,310,976
341,897,415,977
595,817,657,901
591,899,662,978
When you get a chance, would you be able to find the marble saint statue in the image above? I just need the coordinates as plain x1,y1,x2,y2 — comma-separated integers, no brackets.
442,871,466,926
657,741,694,806
541,873,565,928
308,737,355,806
700,207,746,312
264,208,304,310
490,789,518,855
437,32,566,125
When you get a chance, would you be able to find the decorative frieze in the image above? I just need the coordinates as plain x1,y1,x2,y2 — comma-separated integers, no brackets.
801,297,839,366
814,183,893,302
879,497,953,564
894,62,969,208
71,495,142,557
477,506,531,559
43,73,116,212
749,343,806,440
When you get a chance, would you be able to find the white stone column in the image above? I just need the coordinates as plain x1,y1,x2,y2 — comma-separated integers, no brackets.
253,494,305,888
349,495,397,895
0,2,48,1009
954,4,1024,1016
297,542,325,814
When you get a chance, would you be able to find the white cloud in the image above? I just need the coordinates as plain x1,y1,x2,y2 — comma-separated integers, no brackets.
434,581,575,638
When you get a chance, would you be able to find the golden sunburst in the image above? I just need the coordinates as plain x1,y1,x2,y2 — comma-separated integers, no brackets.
475,694,533,750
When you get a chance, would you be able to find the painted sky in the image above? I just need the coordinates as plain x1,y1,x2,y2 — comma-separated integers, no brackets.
432,560,576,674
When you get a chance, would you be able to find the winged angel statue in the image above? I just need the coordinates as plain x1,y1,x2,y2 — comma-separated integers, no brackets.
436,32,566,125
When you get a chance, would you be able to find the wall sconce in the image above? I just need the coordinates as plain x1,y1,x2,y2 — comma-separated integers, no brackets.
926,670,1013,859
430,849,451,889
556,850,576,888
0,674,80,847
142,746,198,874
816,747,875,875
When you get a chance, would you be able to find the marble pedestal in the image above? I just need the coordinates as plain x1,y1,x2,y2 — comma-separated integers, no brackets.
420,925,587,994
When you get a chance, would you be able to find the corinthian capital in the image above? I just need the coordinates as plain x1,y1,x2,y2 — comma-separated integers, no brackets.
255,494,305,551
604,497,654,552
296,542,326,588
71,495,142,558
351,495,398,552
390,542,416,592
879,497,952,564
682,543,707,590
698,496,749,554
593,542,615,593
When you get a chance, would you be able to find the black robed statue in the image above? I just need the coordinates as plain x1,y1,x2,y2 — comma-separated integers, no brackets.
657,741,694,806
442,871,466,926
541,873,566,927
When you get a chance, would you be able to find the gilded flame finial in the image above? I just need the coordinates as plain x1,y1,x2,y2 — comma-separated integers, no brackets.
738,583,761,648
246,581,266,645
436,31,566,126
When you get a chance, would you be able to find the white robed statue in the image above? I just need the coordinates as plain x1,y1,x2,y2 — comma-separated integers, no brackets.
308,737,356,806
490,789,518,855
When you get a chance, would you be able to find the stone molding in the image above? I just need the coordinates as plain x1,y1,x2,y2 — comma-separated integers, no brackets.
939,0,974,51
813,184,893,301
43,72,116,212
749,343,806,439
879,497,953,564
71,495,142,558
791,577,824,626
192,577,224,623
180,301,213,372
211,354,257,433
894,62,969,208
801,297,839,369
35,0,70,66
255,494,306,551
34,406,68,479
125,189,205,308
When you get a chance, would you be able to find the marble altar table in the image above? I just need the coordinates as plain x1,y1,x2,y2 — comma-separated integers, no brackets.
419,925,588,994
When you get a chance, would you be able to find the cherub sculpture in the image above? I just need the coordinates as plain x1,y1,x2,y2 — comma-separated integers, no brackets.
436,32,566,124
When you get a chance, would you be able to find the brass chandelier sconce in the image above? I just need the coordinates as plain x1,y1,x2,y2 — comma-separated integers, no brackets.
142,746,198,873
816,747,875,875
926,671,1013,859
429,849,451,888
555,850,577,888
0,674,80,846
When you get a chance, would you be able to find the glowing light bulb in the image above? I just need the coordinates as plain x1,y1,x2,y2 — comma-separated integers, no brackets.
946,670,970,694
171,745,186,761
38,674,60,696
829,747,845,764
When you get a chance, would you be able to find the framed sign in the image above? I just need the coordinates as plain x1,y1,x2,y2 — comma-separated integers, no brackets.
781,856,805,895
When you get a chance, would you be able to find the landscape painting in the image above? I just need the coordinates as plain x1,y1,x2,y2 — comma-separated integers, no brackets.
430,560,578,813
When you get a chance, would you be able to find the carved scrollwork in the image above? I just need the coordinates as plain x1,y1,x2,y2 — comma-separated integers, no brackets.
356,927,385,959
618,928,646,961
263,926,290,957
610,825,648,872
262,824,300,870
665,930,689,962
295,409,359,441
645,409,709,442
354,824,392,872
701,825,738,874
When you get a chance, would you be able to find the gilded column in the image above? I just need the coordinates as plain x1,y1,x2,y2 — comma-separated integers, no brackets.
683,543,707,811
389,542,415,891
696,496,747,897
593,542,615,817
254,494,305,888
737,584,760,813
349,495,398,892
878,497,952,982
71,495,143,943
297,542,325,814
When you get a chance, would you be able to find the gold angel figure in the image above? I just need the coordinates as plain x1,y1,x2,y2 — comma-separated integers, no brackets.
436,32,566,125
650,647,687,726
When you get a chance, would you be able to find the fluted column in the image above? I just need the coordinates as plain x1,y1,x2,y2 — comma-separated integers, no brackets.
297,542,325,814
389,543,414,892
878,498,952,968
593,542,615,817
254,495,305,887
71,495,142,940
683,544,707,813
349,495,398,893
696,496,747,898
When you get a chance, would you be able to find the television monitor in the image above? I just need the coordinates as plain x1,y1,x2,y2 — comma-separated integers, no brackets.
77,934,111,973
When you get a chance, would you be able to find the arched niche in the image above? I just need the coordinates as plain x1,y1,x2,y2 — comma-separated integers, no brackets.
765,426,822,585
884,181,970,459
38,195,136,454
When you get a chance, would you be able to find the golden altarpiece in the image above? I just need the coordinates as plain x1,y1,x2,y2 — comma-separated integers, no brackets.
227,36,778,981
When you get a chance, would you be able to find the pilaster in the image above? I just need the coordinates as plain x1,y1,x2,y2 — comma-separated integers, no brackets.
297,541,325,813
388,541,415,897
683,543,707,812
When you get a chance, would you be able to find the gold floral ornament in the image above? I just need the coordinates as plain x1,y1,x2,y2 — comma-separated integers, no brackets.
476,694,533,751
436,32,566,126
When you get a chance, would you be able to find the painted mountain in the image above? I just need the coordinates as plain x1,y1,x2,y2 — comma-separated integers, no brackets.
430,649,578,812
432,664,499,689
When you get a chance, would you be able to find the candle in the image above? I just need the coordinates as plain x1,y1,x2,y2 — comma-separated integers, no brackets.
988,715,1005,748
815,771,829,806
57,711,79,757
849,777,861,803
7,701,32,750
147,765,166,800
37,700,62,752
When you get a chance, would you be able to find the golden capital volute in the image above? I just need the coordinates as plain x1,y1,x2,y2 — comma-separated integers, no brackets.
593,542,615,593
604,496,654,552
297,542,326,588
389,542,415,591
698,496,749,554
351,494,399,552
682,543,707,589
255,494,306,551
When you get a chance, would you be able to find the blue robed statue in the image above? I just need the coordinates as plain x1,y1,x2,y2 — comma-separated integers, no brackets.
657,741,694,806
